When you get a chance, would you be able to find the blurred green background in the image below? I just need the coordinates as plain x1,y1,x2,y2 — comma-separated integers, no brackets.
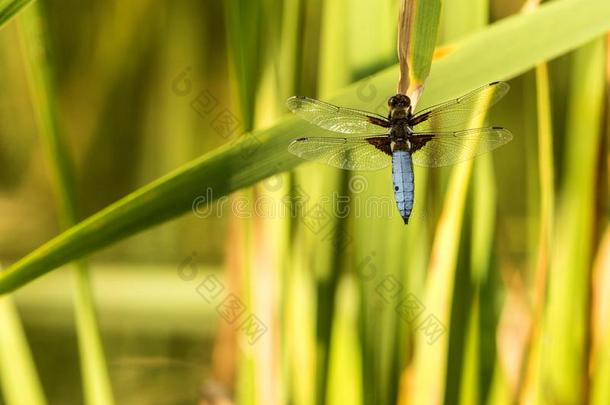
0,0,609,404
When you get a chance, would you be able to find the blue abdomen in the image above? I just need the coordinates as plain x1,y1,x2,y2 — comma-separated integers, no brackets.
392,151,414,224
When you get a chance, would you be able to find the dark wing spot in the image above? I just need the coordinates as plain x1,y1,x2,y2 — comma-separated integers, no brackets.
409,111,431,126
367,116,391,128
410,135,434,153
366,137,392,156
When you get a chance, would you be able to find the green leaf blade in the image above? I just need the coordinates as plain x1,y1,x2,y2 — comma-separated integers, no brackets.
409,0,441,90
0,294,48,405
0,0,32,28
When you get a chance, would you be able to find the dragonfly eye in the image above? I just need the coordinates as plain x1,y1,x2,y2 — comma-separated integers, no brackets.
388,94,411,109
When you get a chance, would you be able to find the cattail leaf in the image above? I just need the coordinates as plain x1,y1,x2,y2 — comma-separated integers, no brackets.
397,0,441,103
17,3,115,405
541,37,605,403
0,0,31,28
518,1,557,399
590,227,610,405
0,292,48,405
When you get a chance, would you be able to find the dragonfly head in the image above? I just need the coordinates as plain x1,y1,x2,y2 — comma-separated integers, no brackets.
388,94,411,109
388,94,411,118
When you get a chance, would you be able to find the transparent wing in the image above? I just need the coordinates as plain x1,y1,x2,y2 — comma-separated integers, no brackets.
411,127,513,167
411,82,509,132
287,96,390,135
288,136,391,171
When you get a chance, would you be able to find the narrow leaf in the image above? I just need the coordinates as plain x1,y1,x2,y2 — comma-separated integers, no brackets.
590,226,610,405
0,0,31,28
396,0,441,104
0,288,47,405
519,1,556,400
17,4,115,405
541,38,605,403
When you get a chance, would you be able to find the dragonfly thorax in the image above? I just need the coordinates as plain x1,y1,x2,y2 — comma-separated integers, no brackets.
389,121,413,142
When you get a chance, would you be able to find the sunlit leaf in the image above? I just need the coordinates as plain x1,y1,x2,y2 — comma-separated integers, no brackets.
590,226,610,405
0,283,47,405
397,0,441,102
0,0,31,28
542,38,605,403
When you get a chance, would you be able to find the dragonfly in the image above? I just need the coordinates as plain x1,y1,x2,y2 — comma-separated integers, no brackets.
286,81,513,224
